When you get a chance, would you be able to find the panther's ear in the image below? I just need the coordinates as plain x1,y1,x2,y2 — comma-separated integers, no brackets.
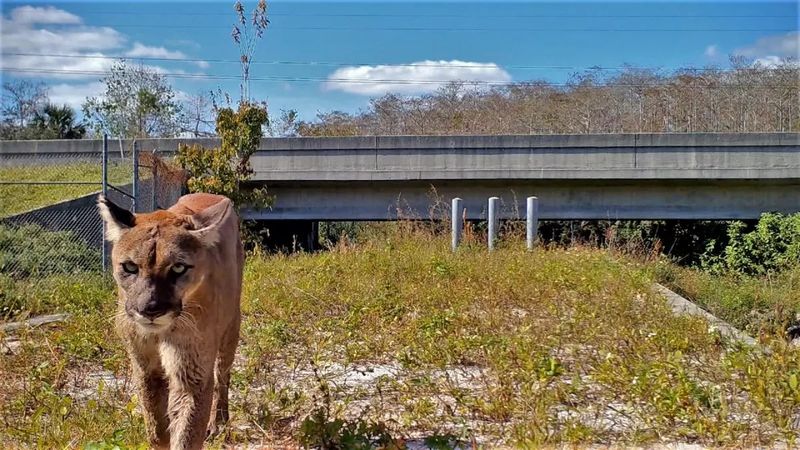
97,194,135,242
189,198,233,246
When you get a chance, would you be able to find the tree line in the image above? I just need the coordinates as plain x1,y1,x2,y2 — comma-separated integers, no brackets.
2,56,796,140
0,61,216,141
297,58,799,137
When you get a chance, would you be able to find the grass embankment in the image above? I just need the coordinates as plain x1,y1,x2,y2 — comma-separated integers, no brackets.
0,163,131,217
653,260,800,338
1,231,798,448
648,212,800,338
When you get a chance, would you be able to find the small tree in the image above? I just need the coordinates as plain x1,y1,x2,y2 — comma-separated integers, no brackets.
180,92,216,137
174,1,272,213
176,102,271,208
82,60,181,138
1,80,48,128
270,109,299,137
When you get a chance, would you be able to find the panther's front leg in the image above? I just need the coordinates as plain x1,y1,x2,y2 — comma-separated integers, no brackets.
160,341,215,450
131,358,171,449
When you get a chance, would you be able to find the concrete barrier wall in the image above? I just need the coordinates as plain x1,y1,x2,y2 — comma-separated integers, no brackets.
250,133,800,181
2,133,797,153
5,133,796,180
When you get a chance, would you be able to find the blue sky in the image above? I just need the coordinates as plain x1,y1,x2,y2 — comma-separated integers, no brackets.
1,1,797,122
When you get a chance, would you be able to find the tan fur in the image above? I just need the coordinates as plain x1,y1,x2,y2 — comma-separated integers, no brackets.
98,193,244,450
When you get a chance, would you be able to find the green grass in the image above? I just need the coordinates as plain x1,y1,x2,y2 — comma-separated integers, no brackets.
1,270,109,320
1,230,799,448
0,163,132,217
652,259,800,337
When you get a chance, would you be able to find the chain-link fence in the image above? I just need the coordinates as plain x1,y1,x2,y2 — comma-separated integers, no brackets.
0,137,185,280
135,146,186,214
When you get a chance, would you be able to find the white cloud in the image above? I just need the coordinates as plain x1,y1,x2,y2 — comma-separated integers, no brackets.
704,44,718,58
753,56,781,67
323,60,512,96
9,5,81,25
1,6,206,80
1,6,125,78
753,55,800,68
1,22,125,54
48,81,105,110
166,39,202,50
126,42,187,60
735,32,799,60
1,53,119,79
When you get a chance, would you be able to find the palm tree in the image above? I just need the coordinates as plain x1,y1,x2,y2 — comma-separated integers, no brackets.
31,104,86,139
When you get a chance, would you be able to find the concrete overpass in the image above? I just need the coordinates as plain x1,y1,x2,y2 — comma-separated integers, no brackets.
2,133,799,222
238,133,800,221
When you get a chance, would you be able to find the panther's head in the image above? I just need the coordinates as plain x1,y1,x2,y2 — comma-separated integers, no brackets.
97,194,231,333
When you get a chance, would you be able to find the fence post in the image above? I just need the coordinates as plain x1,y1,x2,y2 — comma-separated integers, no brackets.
527,196,539,250
132,140,139,213
151,149,158,211
488,196,499,251
451,197,463,252
102,134,108,272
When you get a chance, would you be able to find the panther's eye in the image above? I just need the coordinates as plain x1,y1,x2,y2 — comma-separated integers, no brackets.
171,263,188,275
122,261,138,274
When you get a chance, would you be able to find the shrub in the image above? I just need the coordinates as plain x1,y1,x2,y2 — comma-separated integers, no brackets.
176,102,272,209
0,223,100,279
704,213,800,275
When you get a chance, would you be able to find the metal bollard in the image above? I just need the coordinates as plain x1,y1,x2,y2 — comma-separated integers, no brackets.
527,196,539,250
488,196,499,251
451,198,463,252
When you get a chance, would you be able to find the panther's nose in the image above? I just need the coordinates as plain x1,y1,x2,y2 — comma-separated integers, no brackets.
139,301,169,320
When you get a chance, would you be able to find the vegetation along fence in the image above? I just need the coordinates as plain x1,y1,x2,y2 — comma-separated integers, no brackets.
0,137,183,279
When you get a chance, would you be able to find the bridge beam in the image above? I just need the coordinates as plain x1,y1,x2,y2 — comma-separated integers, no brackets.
243,179,800,221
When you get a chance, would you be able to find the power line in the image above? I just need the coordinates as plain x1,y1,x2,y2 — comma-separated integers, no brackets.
2,52,579,70
69,11,799,19
53,24,793,32
3,67,797,89
3,53,796,73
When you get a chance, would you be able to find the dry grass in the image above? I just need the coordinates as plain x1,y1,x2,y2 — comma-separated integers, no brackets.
1,228,798,448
